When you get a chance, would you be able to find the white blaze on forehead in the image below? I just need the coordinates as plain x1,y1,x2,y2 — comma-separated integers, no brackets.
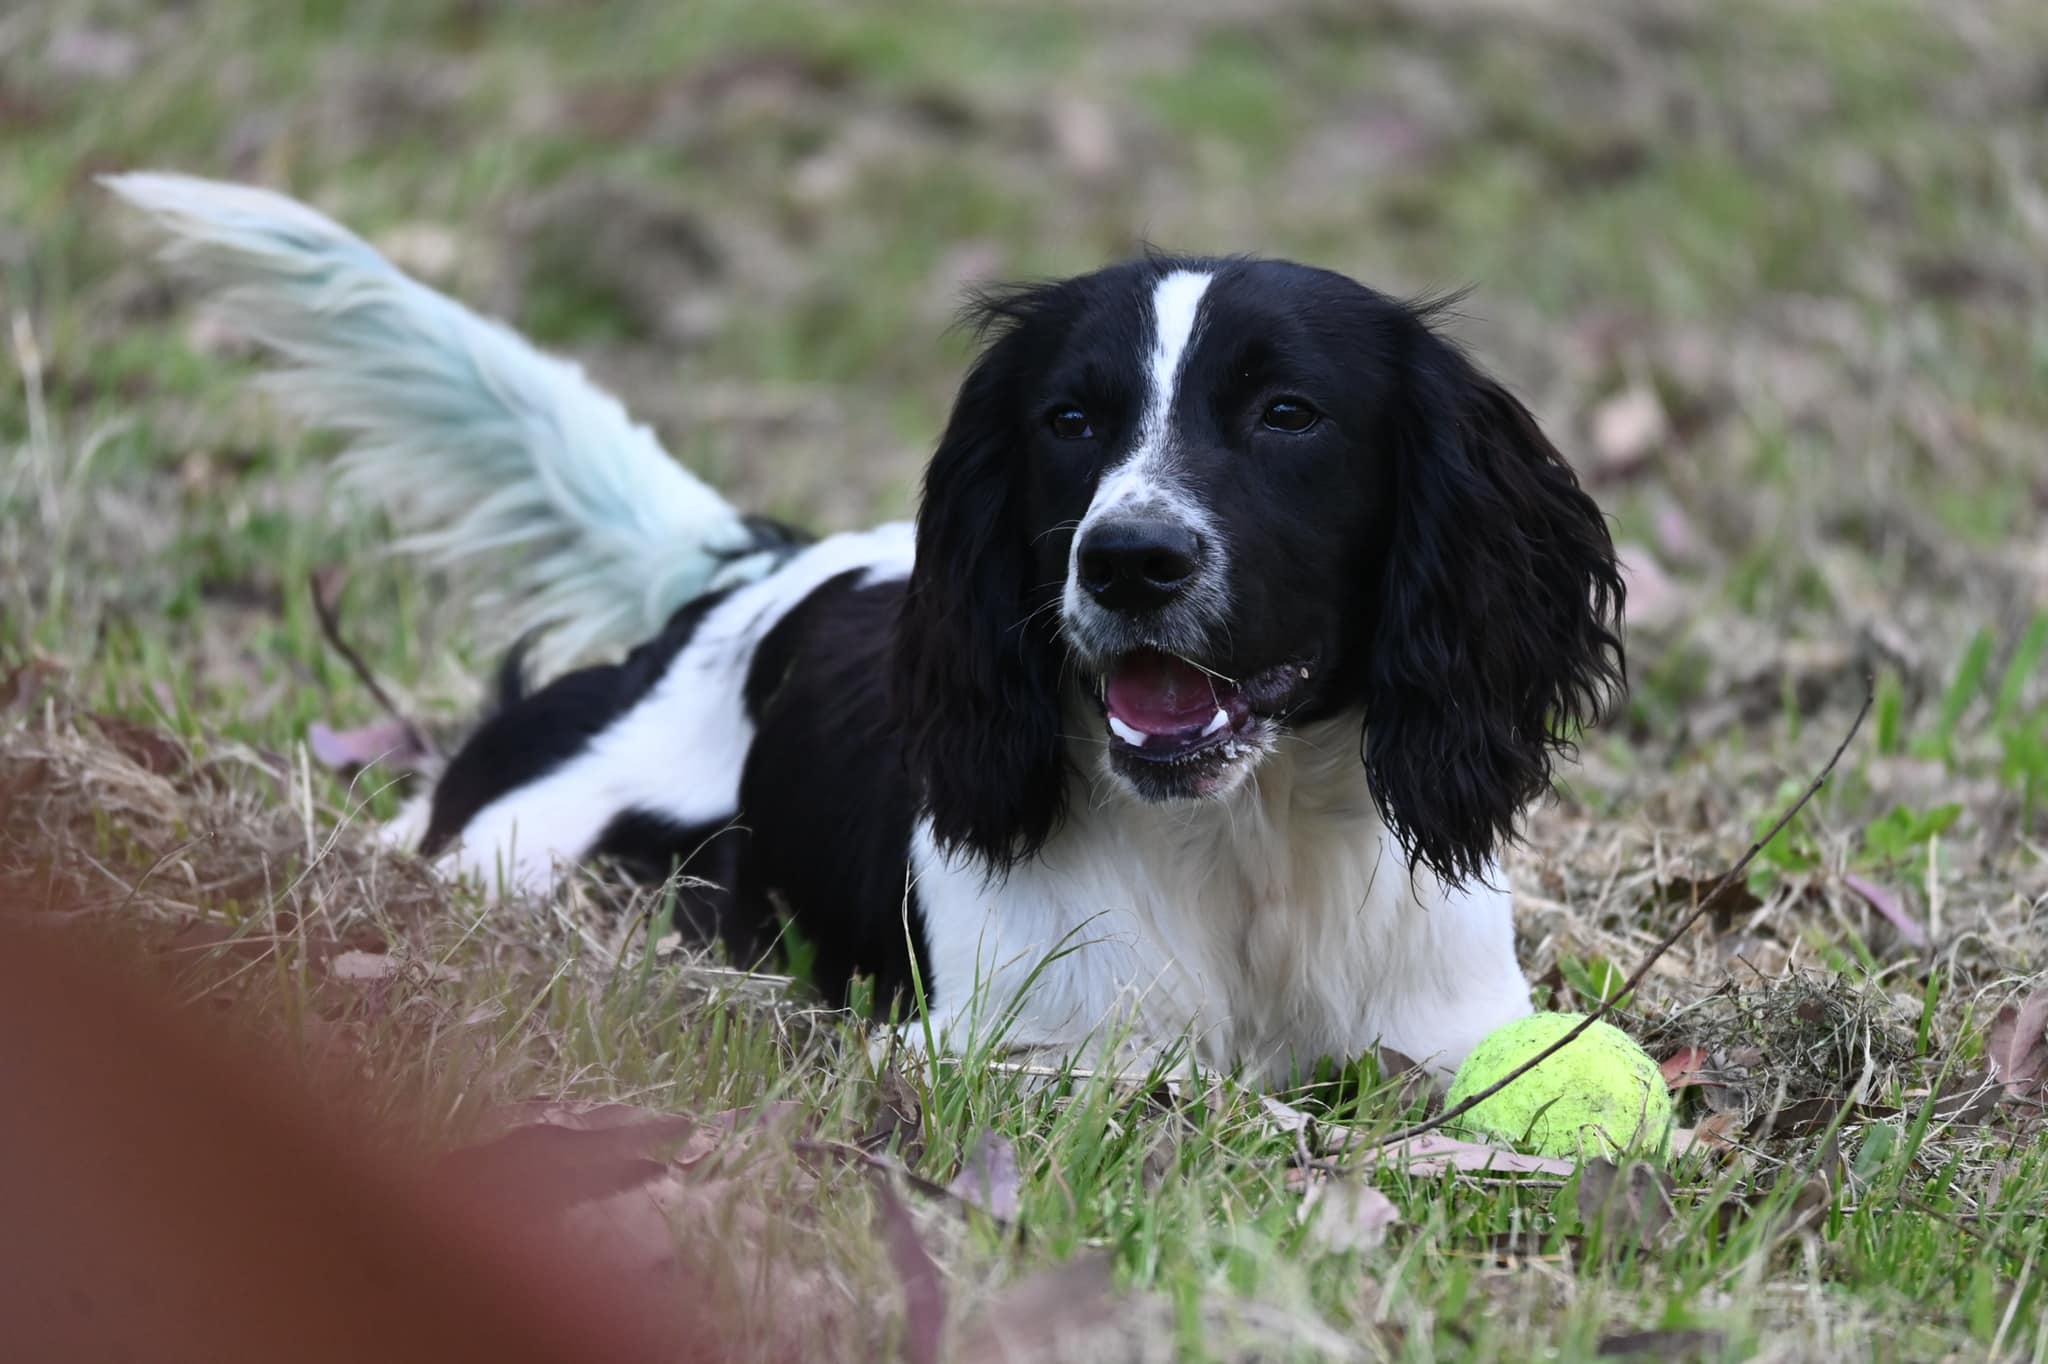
1062,266,1230,652
1085,269,1215,518
1140,269,1213,445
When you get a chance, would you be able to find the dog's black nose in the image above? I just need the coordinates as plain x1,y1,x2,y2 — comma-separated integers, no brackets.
1077,517,1202,612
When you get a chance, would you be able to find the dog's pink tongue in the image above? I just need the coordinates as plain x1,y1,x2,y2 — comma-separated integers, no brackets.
1106,649,1219,735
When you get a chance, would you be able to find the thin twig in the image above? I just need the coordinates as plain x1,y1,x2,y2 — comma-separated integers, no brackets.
306,568,440,762
1368,680,1876,1153
792,1138,1014,1227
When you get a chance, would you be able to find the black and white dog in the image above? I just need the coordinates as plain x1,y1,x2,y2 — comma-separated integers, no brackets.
116,175,1623,1083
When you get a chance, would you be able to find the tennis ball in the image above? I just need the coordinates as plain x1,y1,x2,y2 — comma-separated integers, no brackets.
1444,1012,1673,1161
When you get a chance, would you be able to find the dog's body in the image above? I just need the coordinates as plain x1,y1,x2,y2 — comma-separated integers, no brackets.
116,176,1623,1084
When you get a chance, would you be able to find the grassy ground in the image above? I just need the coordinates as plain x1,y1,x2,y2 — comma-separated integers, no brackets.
6,0,2048,1359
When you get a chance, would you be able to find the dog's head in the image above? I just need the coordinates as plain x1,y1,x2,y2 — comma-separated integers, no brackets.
893,256,1624,884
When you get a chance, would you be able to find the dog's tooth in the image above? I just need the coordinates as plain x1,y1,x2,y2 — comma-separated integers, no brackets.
1201,708,1230,738
1107,716,1148,748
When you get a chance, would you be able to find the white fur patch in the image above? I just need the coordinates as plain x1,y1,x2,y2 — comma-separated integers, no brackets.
910,715,1532,1083
1084,269,1213,522
434,523,916,902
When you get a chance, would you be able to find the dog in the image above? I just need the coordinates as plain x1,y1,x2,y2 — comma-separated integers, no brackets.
114,174,1624,1084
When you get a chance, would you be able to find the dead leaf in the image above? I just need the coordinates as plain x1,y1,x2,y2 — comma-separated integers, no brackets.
1987,985,2048,1099
1660,1046,1713,1091
1690,1112,1744,1150
308,717,436,774
0,657,60,712
947,1133,1021,1222
1139,1121,1183,1192
869,1171,946,1364
1761,1095,1901,1138
863,1067,925,1160
557,1169,694,1275
1297,1176,1400,1253
374,221,463,285
1650,495,1706,566
1926,1072,2004,1126
1617,543,1687,632
443,1113,702,1210
1596,1327,1727,1359
327,949,458,984
1043,97,1119,180
953,1253,1126,1363
1786,1172,1834,1232
1840,873,1930,948
451,1100,804,1201
327,950,401,982
1576,1159,1676,1250
1653,873,1763,931
1588,383,1668,478
1259,1095,1314,1139
1377,1046,1423,1078
88,714,188,777
1338,1132,1577,1178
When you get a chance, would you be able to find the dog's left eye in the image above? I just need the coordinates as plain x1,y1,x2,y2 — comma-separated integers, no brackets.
1048,408,1095,440
1261,398,1319,433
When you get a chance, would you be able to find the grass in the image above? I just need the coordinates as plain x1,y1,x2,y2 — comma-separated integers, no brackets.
6,0,2048,1359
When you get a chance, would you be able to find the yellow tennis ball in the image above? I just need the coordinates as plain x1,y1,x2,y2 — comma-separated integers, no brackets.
1444,1012,1673,1161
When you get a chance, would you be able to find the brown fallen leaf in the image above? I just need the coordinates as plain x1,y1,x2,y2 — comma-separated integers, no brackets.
442,1114,703,1212
446,1100,805,1206
1786,1171,1835,1233
953,1253,1127,1363
1987,985,2048,1100
1840,873,1930,949
557,1169,695,1275
868,1170,946,1364
1652,873,1763,933
1660,1046,1713,1091
862,1067,926,1163
1926,1072,2004,1127
308,717,437,775
327,949,458,984
88,713,189,777
0,657,61,712
947,1133,1021,1222
1588,383,1669,479
1259,1094,1314,1139
1617,543,1688,632
1577,1159,1676,1250
1688,1111,1744,1151
1756,1094,1909,1139
1336,1132,1577,1178
1297,1176,1400,1253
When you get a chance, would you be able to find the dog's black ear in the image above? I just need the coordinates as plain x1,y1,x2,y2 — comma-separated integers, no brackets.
891,334,1068,873
1363,328,1626,887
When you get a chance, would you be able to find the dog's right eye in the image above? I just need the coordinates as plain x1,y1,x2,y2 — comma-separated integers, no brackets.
1048,408,1094,440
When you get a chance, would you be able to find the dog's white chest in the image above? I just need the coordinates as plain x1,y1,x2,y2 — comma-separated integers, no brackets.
910,721,1532,1082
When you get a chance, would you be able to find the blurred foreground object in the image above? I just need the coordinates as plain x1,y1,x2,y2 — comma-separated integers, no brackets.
0,908,705,1364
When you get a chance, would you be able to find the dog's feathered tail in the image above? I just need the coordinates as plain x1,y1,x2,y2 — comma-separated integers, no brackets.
104,172,781,673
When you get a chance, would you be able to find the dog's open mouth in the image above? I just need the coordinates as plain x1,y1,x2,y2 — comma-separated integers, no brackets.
1092,648,1309,797
1099,649,1249,758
